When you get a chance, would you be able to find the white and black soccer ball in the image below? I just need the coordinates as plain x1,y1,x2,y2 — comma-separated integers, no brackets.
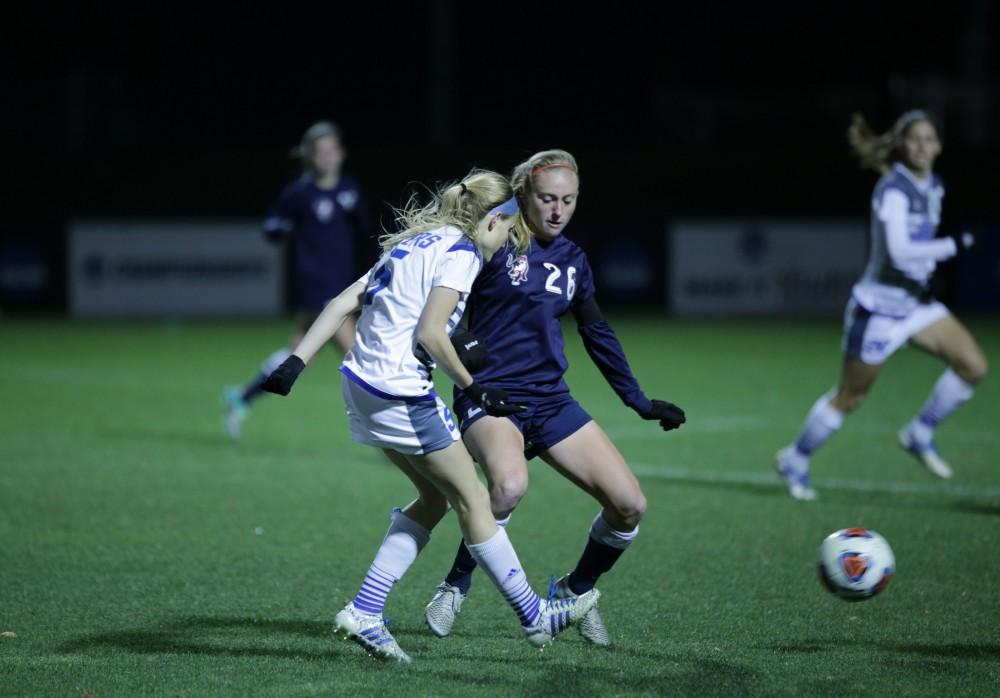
817,528,894,601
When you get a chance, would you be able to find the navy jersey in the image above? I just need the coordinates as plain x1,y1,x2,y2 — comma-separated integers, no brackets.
462,234,596,396
263,173,373,312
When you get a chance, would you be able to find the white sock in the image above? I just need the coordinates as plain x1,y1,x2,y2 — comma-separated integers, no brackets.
910,369,975,445
794,391,844,458
466,527,540,627
590,511,638,550
352,508,430,615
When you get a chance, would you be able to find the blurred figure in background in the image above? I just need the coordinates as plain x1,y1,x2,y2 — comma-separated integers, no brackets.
775,110,988,501
224,120,373,438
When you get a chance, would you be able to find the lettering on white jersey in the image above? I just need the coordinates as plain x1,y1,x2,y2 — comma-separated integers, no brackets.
506,253,529,285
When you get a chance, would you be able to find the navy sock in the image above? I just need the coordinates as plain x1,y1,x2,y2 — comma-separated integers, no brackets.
241,372,269,403
568,537,625,595
443,539,477,595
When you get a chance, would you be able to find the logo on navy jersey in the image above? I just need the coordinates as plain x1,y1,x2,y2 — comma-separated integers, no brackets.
506,253,529,285
313,197,335,222
337,189,358,210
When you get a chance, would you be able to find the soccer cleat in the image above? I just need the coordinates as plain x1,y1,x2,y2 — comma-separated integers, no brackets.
334,602,412,664
775,446,817,501
223,387,248,439
424,582,465,638
898,427,953,479
523,587,601,648
551,575,610,646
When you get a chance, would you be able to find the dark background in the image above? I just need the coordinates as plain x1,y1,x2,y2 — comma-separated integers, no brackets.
3,1,997,311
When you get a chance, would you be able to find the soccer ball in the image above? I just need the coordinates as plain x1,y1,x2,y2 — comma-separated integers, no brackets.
817,528,894,601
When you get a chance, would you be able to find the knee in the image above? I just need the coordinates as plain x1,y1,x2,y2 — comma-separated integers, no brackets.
489,469,529,516
608,489,647,530
957,356,988,385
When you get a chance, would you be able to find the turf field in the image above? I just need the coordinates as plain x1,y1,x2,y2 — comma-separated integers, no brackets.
2,316,998,696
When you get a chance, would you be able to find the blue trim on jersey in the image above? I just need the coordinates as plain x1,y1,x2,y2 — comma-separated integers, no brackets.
339,365,437,404
447,241,478,253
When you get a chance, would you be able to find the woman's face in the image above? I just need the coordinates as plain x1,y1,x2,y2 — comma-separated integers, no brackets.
520,168,579,242
309,135,345,178
899,120,940,177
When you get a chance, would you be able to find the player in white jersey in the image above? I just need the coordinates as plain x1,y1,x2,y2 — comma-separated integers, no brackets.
260,170,600,662
776,110,988,500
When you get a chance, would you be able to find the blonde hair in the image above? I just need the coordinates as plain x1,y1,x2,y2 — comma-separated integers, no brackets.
380,169,530,253
848,110,936,173
510,149,579,195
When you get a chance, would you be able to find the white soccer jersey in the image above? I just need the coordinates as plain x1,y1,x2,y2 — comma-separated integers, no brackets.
852,163,956,317
341,226,483,398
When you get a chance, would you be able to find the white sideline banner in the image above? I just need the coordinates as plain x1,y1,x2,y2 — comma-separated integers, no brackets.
69,221,284,317
668,221,867,315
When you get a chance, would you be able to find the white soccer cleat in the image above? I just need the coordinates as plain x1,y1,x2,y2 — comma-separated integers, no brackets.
334,602,412,664
552,575,610,646
523,587,601,648
898,427,953,479
424,582,465,638
223,387,248,439
775,446,817,501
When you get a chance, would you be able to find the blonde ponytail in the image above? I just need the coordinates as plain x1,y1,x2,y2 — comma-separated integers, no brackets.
380,169,528,253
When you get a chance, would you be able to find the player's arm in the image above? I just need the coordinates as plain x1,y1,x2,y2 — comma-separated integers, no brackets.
261,186,297,241
417,287,523,416
881,189,965,262
262,216,294,241
417,287,476,389
572,296,685,431
261,280,366,396
294,280,366,362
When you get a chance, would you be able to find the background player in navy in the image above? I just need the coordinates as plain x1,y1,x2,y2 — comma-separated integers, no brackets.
424,150,686,645
224,121,373,437
775,111,987,501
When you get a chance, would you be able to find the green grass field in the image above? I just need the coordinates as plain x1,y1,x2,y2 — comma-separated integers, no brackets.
2,316,998,697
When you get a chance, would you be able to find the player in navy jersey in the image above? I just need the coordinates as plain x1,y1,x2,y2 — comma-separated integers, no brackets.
775,111,987,501
224,121,373,438
258,170,599,662
424,150,686,646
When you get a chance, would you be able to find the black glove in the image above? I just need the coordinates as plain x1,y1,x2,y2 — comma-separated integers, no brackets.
462,381,527,417
950,230,975,254
451,328,489,373
261,355,306,396
640,398,686,431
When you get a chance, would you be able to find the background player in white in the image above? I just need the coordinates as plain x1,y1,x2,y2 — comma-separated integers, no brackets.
424,150,685,646
775,110,987,501
224,121,372,438
260,170,599,663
